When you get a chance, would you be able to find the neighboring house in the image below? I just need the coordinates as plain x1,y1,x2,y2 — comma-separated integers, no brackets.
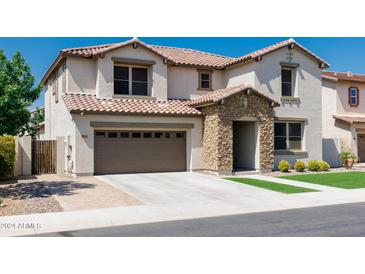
41,38,328,176
322,71,365,166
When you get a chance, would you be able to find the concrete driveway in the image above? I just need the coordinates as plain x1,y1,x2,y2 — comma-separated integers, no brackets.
96,172,290,207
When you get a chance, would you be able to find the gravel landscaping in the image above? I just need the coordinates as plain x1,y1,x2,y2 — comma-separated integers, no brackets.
0,177,63,217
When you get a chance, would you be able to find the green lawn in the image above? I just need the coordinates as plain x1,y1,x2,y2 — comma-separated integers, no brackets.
279,172,365,189
224,178,318,194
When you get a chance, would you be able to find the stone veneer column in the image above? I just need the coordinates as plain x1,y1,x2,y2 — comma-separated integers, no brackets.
259,117,274,171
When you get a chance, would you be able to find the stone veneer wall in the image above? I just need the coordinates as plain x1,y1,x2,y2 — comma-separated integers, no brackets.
200,92,275,174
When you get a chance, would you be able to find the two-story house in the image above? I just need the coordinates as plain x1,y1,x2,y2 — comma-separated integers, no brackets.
322,71,365,166
41,38,328,176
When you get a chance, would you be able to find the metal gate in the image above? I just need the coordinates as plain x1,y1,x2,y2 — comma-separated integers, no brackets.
31,140,57,174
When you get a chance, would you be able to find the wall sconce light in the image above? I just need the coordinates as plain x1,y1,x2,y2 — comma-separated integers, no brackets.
243,97,248,110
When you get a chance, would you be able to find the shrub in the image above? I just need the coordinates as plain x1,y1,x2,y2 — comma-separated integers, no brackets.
278,160,290,172
0,136,16,178
319,160,330,171
339,151,357,162
294,160,306,172
339,151,358,169
307,160,320,172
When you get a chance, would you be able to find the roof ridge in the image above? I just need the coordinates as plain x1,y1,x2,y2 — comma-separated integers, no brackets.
228,38,295,64
61,43,115,52
324,70,365,76
150,44,234,59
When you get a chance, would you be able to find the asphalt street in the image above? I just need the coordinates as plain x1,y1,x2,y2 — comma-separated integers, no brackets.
35,201,365,237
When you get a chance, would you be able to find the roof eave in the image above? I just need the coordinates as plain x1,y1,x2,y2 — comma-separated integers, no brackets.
40,53,65,85
68,109,202,117
333,115,353,125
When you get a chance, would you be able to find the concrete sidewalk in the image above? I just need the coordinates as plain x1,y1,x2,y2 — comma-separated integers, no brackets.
242,174,341,192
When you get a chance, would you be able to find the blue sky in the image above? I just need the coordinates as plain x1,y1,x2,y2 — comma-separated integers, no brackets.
1,37,365,109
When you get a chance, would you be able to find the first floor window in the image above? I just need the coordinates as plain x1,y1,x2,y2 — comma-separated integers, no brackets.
114,65,148,96
274,122,302,150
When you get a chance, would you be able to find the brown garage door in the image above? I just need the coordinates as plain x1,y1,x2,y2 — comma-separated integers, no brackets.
94,130,186,174
358,134,365,162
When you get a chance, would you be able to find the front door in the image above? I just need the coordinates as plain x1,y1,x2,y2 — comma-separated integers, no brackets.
357,134,365,162
233,121,258,170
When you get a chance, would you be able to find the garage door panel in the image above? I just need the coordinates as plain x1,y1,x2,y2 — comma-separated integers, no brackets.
94,131,186,174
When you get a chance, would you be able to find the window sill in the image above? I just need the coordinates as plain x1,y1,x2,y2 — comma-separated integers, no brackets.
274,150,308,156
112,94,156,100
281,96,301,103
197,88,213,91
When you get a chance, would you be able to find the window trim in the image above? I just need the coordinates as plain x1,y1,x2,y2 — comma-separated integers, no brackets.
114,64,149,96
348,86,359,107
274,122,303,151
198,70,213,91
281,67,295,97
53,74,59,104
61,61,66,94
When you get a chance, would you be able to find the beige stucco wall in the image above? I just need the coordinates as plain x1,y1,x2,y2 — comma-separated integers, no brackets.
252,47,323,166
67,57,97,94
336,81,365,115
167,66,224,99
224,62,256,87
44,66,76,174
71,114,203,176
95,44,168,100
15,136,32,176
321,79,365,166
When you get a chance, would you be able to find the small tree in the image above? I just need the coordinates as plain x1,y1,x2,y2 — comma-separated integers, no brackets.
0,50,42,136
26,108,45,138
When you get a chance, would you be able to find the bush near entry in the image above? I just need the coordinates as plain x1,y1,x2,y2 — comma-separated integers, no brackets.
319,160,330,171
278,160,290,172
307,160,320,172
0,136,15,178
294,160,306,172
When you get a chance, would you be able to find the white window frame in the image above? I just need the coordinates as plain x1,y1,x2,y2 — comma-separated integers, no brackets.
274,122,303,151
281,67,295,97
114,64,149,96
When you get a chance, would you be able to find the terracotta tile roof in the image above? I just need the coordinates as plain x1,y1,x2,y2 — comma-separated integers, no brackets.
42,38,328,84
333,115,365,124
61,38,232,68
224,38,329,68
62,94,202,116
323,71,365,83
149,45,232,68
60,38,328,69
62,43,115,57
188,84,280,108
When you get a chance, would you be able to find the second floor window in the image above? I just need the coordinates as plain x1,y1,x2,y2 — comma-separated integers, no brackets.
198,70,212,90
281,68,293,97
114,65,148,96
349,87,359,107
